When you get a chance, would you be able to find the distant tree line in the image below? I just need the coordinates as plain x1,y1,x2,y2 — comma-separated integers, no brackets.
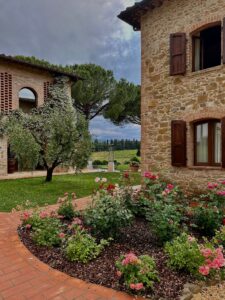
92,139,140,152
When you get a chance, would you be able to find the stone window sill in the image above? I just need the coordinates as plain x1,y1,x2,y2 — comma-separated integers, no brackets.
187,64,223,77
188,166,222,171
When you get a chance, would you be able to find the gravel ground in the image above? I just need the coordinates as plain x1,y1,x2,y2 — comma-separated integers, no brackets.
193,283,225,300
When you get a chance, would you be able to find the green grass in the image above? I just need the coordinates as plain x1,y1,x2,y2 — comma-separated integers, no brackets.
92,149,138,164
0,172,141,212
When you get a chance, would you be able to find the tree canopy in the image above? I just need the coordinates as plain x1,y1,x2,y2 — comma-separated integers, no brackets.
71,64,115,122
104,79,141,125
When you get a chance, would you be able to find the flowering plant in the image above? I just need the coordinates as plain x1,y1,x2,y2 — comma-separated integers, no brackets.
57,192,77,220
65,225,110,263
84,192,133,238
165,233,205,276
143,172,182,204
165,233,225,279
198,246,225,277
213,226,225,248
116,253,159,292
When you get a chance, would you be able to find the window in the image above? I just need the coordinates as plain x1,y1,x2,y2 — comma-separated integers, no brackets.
192,24,222,71
194,120,221,166
19,88,37,112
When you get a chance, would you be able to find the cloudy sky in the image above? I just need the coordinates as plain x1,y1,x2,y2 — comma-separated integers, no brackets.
0,0,141,140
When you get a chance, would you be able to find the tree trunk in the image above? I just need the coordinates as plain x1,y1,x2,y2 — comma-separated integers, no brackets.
45,167,54,182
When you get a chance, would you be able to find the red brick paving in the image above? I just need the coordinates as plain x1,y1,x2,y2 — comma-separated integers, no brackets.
0,197,144,300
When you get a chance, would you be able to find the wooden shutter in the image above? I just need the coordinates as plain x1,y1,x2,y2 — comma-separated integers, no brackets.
221,117,225,168
170,33,186,75
223,18,225,64
171,120,187,167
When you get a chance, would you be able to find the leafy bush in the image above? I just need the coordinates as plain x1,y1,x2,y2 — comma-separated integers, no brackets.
213,226,225,248
121,187,151,217
92,160,108,166
193,207,222,237
165,233,204,276
65,226,110,263
57,193,76,220
84,192,133,238
31,217,63,247
116,253,159,292
146,202,182,244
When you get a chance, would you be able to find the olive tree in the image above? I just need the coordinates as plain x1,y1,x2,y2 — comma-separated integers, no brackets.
4,77,91,182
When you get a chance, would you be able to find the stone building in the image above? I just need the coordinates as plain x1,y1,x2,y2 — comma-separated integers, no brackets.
0,54,79,175
119,0,225,191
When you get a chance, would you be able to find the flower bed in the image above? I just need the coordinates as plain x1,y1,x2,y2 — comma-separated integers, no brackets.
18,174,225,300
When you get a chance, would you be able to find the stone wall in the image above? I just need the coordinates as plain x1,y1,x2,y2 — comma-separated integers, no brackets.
141,0,225,191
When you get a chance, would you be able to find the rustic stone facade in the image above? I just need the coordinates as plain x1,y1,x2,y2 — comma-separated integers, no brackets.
0,59,73,175
141,0,225,191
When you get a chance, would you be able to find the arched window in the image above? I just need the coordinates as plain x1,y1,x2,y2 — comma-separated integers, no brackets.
194,119,221,166
19,88,37,112
192,23,222,71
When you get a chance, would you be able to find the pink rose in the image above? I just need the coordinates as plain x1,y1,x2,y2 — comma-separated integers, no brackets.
207,182,218,189
217,190,225,196
201,248,213,258
134,283,144,291
58,232,65,239
39,211,48,219
167,184,174,190
95,177,101,183
122,253,139,266
25,224,31,229
21,211,31,221
199,265,210,276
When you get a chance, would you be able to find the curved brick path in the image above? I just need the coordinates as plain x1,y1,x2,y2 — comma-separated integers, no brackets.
0,198,144,300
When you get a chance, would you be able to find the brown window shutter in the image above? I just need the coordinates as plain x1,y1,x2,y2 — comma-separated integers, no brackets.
221,117,225,168
223,18,225,64
171,120,187,167
170,33,186,75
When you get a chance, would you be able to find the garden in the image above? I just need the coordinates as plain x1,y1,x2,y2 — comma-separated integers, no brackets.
18,172,225,299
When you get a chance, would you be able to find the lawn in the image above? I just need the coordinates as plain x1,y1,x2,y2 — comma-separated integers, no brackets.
0,172,141,212
92,149,138,164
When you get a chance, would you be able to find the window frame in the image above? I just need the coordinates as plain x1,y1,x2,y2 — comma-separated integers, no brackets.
194,119,221,167
192,22,222,72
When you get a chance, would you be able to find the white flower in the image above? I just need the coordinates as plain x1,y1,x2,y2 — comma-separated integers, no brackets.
95,177,101,183
101,178,107,183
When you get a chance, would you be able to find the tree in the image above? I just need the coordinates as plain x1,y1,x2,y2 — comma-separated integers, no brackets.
71,64,116,122
104,79,141,125
4,77,91,182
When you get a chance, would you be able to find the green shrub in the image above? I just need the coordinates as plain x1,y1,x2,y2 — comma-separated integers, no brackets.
116,253,159,291
31,217,62,247
84,192,133,238
165,233,204,276
121,187,151,217
213,226,225,247
146,202,182,244
193,207,222,237
65,226,110,263
92,159,102,166
57,194,76,220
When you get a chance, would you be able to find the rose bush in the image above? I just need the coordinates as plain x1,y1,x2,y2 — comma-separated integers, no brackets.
116,253,159,292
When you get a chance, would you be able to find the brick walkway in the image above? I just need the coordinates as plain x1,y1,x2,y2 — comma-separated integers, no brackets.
0,198,144,300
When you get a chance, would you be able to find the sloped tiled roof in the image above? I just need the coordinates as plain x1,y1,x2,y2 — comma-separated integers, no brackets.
0,54,81,81
118,0,165,31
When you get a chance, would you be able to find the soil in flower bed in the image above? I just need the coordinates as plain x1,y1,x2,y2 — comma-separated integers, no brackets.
18,218,191,300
